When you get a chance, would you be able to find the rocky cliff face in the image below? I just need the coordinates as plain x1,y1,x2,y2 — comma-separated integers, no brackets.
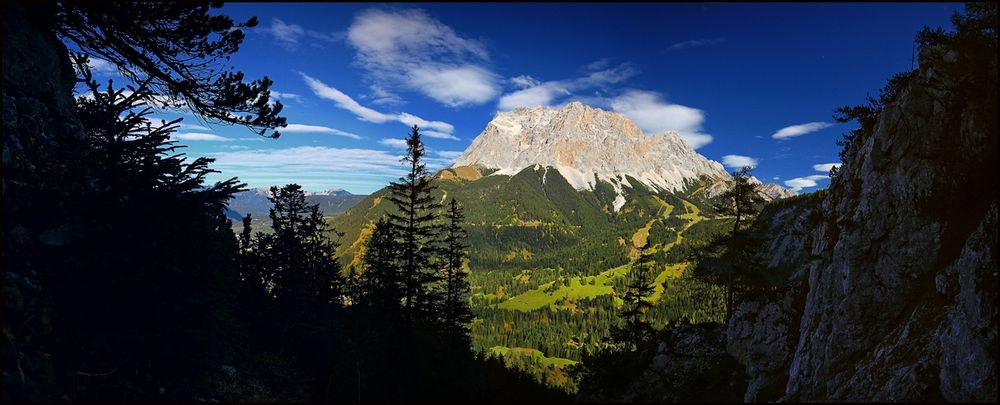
726,32,998,402
2,2,84,179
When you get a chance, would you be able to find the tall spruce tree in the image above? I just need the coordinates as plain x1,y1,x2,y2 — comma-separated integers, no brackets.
441,198,473,344
386,126,443,326
617,240,657,346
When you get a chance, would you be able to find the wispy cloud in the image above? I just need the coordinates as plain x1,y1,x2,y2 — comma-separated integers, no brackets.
204,146,455,194
784,174,830,192
283,124,362,140
367,84,403,106
87,57,118,74
261,18,340,51
379,138,409,149
608,90,713,149
813,163,841,172
772,122,833,139
509,75,542,89
270,91,303,103
497,63,637,110
172,132,232,142
721,155,759,168
299,73,457,138
347,8,499,107
434,150,464,159
665,37,727,51
180,123,211,131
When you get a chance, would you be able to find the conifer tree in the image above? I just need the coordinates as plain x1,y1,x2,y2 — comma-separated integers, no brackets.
239,213,254,250
6,71,245,400
442,198,473,344
617,240,657,346
262,184,343,312
53,1,286,137
358,219,403,319
385,126,443,326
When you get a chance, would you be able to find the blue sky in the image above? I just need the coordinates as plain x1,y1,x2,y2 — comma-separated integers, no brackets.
80,3,959,194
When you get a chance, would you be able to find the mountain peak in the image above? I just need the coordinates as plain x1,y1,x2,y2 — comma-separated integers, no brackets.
453,103,730,209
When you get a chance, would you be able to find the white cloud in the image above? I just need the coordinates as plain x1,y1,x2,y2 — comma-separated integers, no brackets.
367,84,403,106
784,174,830,192
585,58,611,71
264,18,304,48
87,57,118,74
395,112,454,134
283,124,362,140
173,132,232,142
772,122,833,139
497,63,636,110
300,73,457,139
666,37,727,51
510,75,541,89
498,82,571,110
813,163,841,172
262,18,340,50
721,155,759,168
347,8,499,107
379,138,409,149
772,176,780,180
270,91,303,103
407,65,499,106
300,73,388,122
434,150,463,159
180,123,211,131
77,89,132,101
608,90,713,149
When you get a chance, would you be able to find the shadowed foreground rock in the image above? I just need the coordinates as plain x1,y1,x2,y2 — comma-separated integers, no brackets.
726,22,998,402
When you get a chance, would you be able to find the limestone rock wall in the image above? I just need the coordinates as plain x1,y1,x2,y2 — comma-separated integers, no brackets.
726,40,998,402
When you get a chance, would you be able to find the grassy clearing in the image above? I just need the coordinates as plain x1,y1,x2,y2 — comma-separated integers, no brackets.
489,346,578,366
649,262,688,303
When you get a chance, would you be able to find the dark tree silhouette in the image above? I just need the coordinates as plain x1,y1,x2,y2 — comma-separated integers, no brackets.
358,219,403,318
386,125,443,326
2,68,245,400
441,198,473,344
260,184,343,313
239,213,254,250
54,1,286,137
712,166,764,319
616,240,657,346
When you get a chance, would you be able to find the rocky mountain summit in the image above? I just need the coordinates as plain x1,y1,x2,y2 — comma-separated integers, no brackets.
453,102,791,210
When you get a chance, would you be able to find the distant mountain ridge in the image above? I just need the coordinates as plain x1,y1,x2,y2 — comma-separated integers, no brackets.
227,186,366,219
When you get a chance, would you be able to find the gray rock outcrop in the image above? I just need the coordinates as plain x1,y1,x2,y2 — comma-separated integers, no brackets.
725,36,998,402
